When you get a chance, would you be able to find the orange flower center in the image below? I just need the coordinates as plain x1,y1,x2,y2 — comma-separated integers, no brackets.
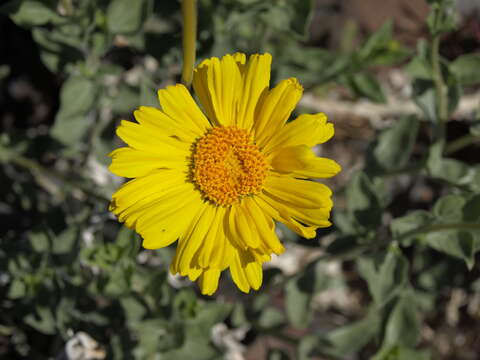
192,126,268,206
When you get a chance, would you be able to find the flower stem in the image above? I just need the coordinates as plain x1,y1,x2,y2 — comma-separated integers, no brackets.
431,35,448,141
397,223,480,243
4,150,109,203
61,0,73,16
445,133,480,155
181,0,197,88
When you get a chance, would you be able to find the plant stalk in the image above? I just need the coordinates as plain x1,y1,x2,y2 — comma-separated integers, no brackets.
181,0,197,88
431,35,448,142
397,223,480,243
445,133,480,155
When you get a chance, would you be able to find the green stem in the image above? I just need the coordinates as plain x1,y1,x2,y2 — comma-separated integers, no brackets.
5,151,109,203
181,0,197,88
397,223,480,242
382,162,426,177
431,35,448,142
61,0,73,16
445,133,480,155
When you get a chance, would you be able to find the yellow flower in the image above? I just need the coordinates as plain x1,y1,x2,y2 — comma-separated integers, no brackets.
108,53,341,295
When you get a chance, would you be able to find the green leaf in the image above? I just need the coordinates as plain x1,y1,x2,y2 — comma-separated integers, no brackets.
29,230,50,252
51,76,97,145
159,303,231,360
346,172,382,229
427,0,456,35
433,194,467,222
258,307,285,329
433,158,472,185
297,312,380,359
140,75,159,107
0,65,10,79
107,0,146,34
390,210,433,245
427,143,473,186
463,194,480,222
371,116,420,172
359,21,393,60
471,166,480,193
260,6,291,32
1,0,63,27
58,76,97,118
160,339,217,360
320,308,381,358
298,335,320,360
425,230,476,269
383,292,420,347
8,279,27,299
231,303,248,327
285,261,330,328
357,248,409,306
326,235,365,258
134,319,180,355
289,0,314,39
373,345,431,360
235,0,261,4
407,56,433,80
52,227,78,254
412,79,437,122
113,85,140,114
24,306,56,335
406,41,433,80
268,349,290,360
193,302,232,329
121,296,148,324
450,53,480,85
105,267,132,296
285,276,313,328
349,72,386,103
31,29,83,73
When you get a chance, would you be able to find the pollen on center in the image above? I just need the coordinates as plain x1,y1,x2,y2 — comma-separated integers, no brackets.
192,126,268,206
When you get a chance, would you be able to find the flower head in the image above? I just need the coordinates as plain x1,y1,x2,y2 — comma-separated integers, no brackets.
108,53,341,295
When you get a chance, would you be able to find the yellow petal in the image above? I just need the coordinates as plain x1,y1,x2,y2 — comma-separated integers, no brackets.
232,52,246,67
186,267,203,282
194,206,227,269
114,180,195,231
140,189,204,249
243,197,285,255
208,209,228,269
218,240,235,271
198,268,221,295
264,175,332,209
236,53,272,130
229,250,251,293
192,59,215,124
172,203,215,276
108,147,187,178
262,175,333,228
115,120,190,155
229,250,263,293
260,191,332,231
244,261,263,290
225,205,258,250
193,54,242,126
263,113,334,155
255,194,318,239
253,78,303,147
110,169,186,216
134,106,199,142
270,145,341,178
157,84,210,133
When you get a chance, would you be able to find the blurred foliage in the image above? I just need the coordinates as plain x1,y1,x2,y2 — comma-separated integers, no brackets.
1,0,480,359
